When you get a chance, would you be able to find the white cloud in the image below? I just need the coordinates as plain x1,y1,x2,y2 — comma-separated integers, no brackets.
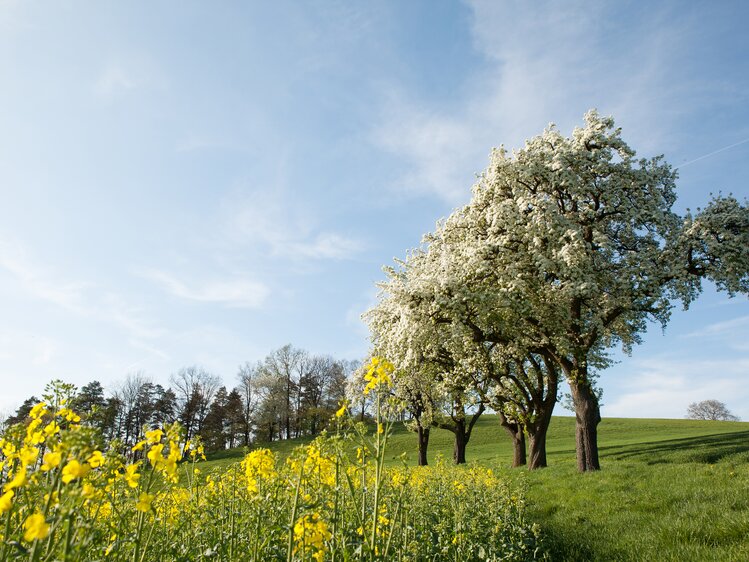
174,133,253,154
141,269,269,309
683,315,749,338
372,1,699,202
0,235,163,342
603,356,749,419
94,66,136,96
345,287,378,332
93,57,167,98
225,189,365,260
0,237,90,314
0,331,58,366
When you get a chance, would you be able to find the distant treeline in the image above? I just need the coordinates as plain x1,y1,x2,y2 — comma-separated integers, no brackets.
3,344,358,452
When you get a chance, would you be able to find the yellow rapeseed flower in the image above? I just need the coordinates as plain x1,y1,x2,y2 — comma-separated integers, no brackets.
19,446,39,467
82,482,96,498
135,492,154,513
88,450,104,468
1,440,16,457
146,444,165,466
43,421,60,437
4,467,27,492
335,402,347,418
29,402,48,420
0,490,13,514
57,408,81,423
363,356,395,395
23,513,50,542
293,513,331,561
61,459,90,484
243,448,276,494
145,428,163,444
41,451,62,471
124,463,141,488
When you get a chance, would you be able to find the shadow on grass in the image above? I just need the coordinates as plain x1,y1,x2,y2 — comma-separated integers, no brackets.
599,431,749,464
206,447,248,461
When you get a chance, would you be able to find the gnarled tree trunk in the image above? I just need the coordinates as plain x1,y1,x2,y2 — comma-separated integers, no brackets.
526,361,558,470
569,378,601,472
498,411,526,467
453,423,467,464
435,402,485,465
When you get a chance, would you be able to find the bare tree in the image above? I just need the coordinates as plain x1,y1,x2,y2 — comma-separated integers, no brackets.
686,400,740,421
260,345,305,439
111,372,152,446
237,361,262,445
170,366,221,439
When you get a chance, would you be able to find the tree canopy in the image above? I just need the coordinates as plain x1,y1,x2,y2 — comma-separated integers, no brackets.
686,400,740,421
369,110,749,471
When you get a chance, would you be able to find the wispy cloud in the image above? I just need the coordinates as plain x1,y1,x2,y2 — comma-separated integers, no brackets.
93,57,167,98
683,315,749,338
0,0,32,33
603,356,749,419
94,66,137,96
174,133,253,154
372,1,700,202
0,237,90,314
141,269,270,309
0,331,58,366
224,189,365,260
0,235,164,343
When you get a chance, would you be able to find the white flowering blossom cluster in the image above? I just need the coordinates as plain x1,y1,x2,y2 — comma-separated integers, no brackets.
367,110,749,472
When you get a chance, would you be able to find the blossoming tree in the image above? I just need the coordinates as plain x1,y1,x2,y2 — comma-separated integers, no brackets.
373,110,749,472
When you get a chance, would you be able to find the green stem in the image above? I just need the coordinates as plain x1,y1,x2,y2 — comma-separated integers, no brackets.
62,515,73,561
286,460,304,562
1,509,12,562
370,392,382,559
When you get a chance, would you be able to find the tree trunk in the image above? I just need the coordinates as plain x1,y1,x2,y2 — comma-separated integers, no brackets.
527,367,558,470
453,422,467,464
527,425,548,470
511,428,526,467
569,379,601,471
498,413,526,467
417,425,429,466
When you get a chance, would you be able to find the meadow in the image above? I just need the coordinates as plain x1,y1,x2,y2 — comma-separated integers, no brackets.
2,383,748,561
205,415,749,561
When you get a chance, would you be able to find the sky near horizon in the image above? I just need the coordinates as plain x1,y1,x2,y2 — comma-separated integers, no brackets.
1,1,748,420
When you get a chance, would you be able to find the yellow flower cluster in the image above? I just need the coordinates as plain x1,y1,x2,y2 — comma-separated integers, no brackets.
363,356,395,395
242,448,276,494
0,389,543,561
287,443,336,488
131,425,187,483
293,513,331,562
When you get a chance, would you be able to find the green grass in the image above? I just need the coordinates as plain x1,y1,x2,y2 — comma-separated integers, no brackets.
204,416,749,560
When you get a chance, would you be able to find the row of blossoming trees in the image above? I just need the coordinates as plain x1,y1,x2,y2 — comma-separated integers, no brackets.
363,111,749,471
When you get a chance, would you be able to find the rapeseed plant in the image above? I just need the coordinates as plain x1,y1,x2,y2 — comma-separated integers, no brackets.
0,364,545,561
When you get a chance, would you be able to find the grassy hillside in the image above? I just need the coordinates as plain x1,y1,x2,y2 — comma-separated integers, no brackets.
203,415,749,468
203,416,749,561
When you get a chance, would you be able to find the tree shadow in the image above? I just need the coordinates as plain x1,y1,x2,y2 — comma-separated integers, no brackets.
599,431,749,464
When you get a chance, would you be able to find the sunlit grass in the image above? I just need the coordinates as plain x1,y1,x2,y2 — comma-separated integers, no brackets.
207,415,749,561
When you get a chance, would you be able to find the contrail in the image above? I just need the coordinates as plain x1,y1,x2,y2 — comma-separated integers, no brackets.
123,359,145,372
675,137,749,170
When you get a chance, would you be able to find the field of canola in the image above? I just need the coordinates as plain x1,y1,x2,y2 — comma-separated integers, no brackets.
0,360,546,561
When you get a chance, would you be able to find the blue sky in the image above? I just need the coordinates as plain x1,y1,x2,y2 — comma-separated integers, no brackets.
1,0,748,420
